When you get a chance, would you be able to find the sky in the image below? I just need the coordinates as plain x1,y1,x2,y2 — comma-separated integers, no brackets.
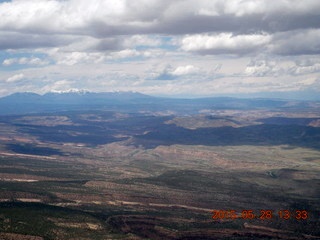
0,0,320,98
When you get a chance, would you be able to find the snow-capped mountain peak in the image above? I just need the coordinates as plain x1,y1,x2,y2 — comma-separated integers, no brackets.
49,88,90,95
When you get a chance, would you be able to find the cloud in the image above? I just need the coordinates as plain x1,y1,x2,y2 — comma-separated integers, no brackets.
54,51,106,65
0,0,319,56
6,73,24,82
109,49,140,59
41,79,75,92
171,65,200,76
271,29,320,55
1,0,319,37
181,33,271,55
245,57,320,77
0,31,74,50
194,0,320,17
289,59,320,75
50,48,164,66
123,35,162,48
245,59,283,77
2,58,15,66
151,65,176,80
151,64,203,80
0,0,320,97
3,57,48,66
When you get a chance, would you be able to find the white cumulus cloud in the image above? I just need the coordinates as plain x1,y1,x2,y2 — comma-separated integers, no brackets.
3,57,48,66
181,33,271,55
6,73,25,82
171,65,200,76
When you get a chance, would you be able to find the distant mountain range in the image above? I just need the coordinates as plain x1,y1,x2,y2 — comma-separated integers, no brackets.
0,91,318,115
0,91,154,115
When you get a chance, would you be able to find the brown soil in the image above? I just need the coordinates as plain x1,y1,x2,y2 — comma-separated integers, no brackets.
0,233,43,240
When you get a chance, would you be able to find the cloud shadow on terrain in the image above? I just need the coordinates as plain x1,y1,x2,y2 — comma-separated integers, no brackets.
6,143,65,156
134,124,320,150
1,112,319,150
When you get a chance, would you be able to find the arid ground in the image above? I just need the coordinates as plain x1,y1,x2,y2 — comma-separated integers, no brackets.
0,102,319,239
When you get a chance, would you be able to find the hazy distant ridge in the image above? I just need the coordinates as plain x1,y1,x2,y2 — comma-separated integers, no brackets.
0,91,317,115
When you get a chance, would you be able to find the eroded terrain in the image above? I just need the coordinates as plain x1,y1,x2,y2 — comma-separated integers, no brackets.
0,108,319,239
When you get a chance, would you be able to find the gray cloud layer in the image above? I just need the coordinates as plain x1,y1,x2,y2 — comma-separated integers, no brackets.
0,0,319,97
0,0,319,55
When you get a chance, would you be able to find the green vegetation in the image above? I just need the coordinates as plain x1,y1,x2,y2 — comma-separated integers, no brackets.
0,202,110,240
